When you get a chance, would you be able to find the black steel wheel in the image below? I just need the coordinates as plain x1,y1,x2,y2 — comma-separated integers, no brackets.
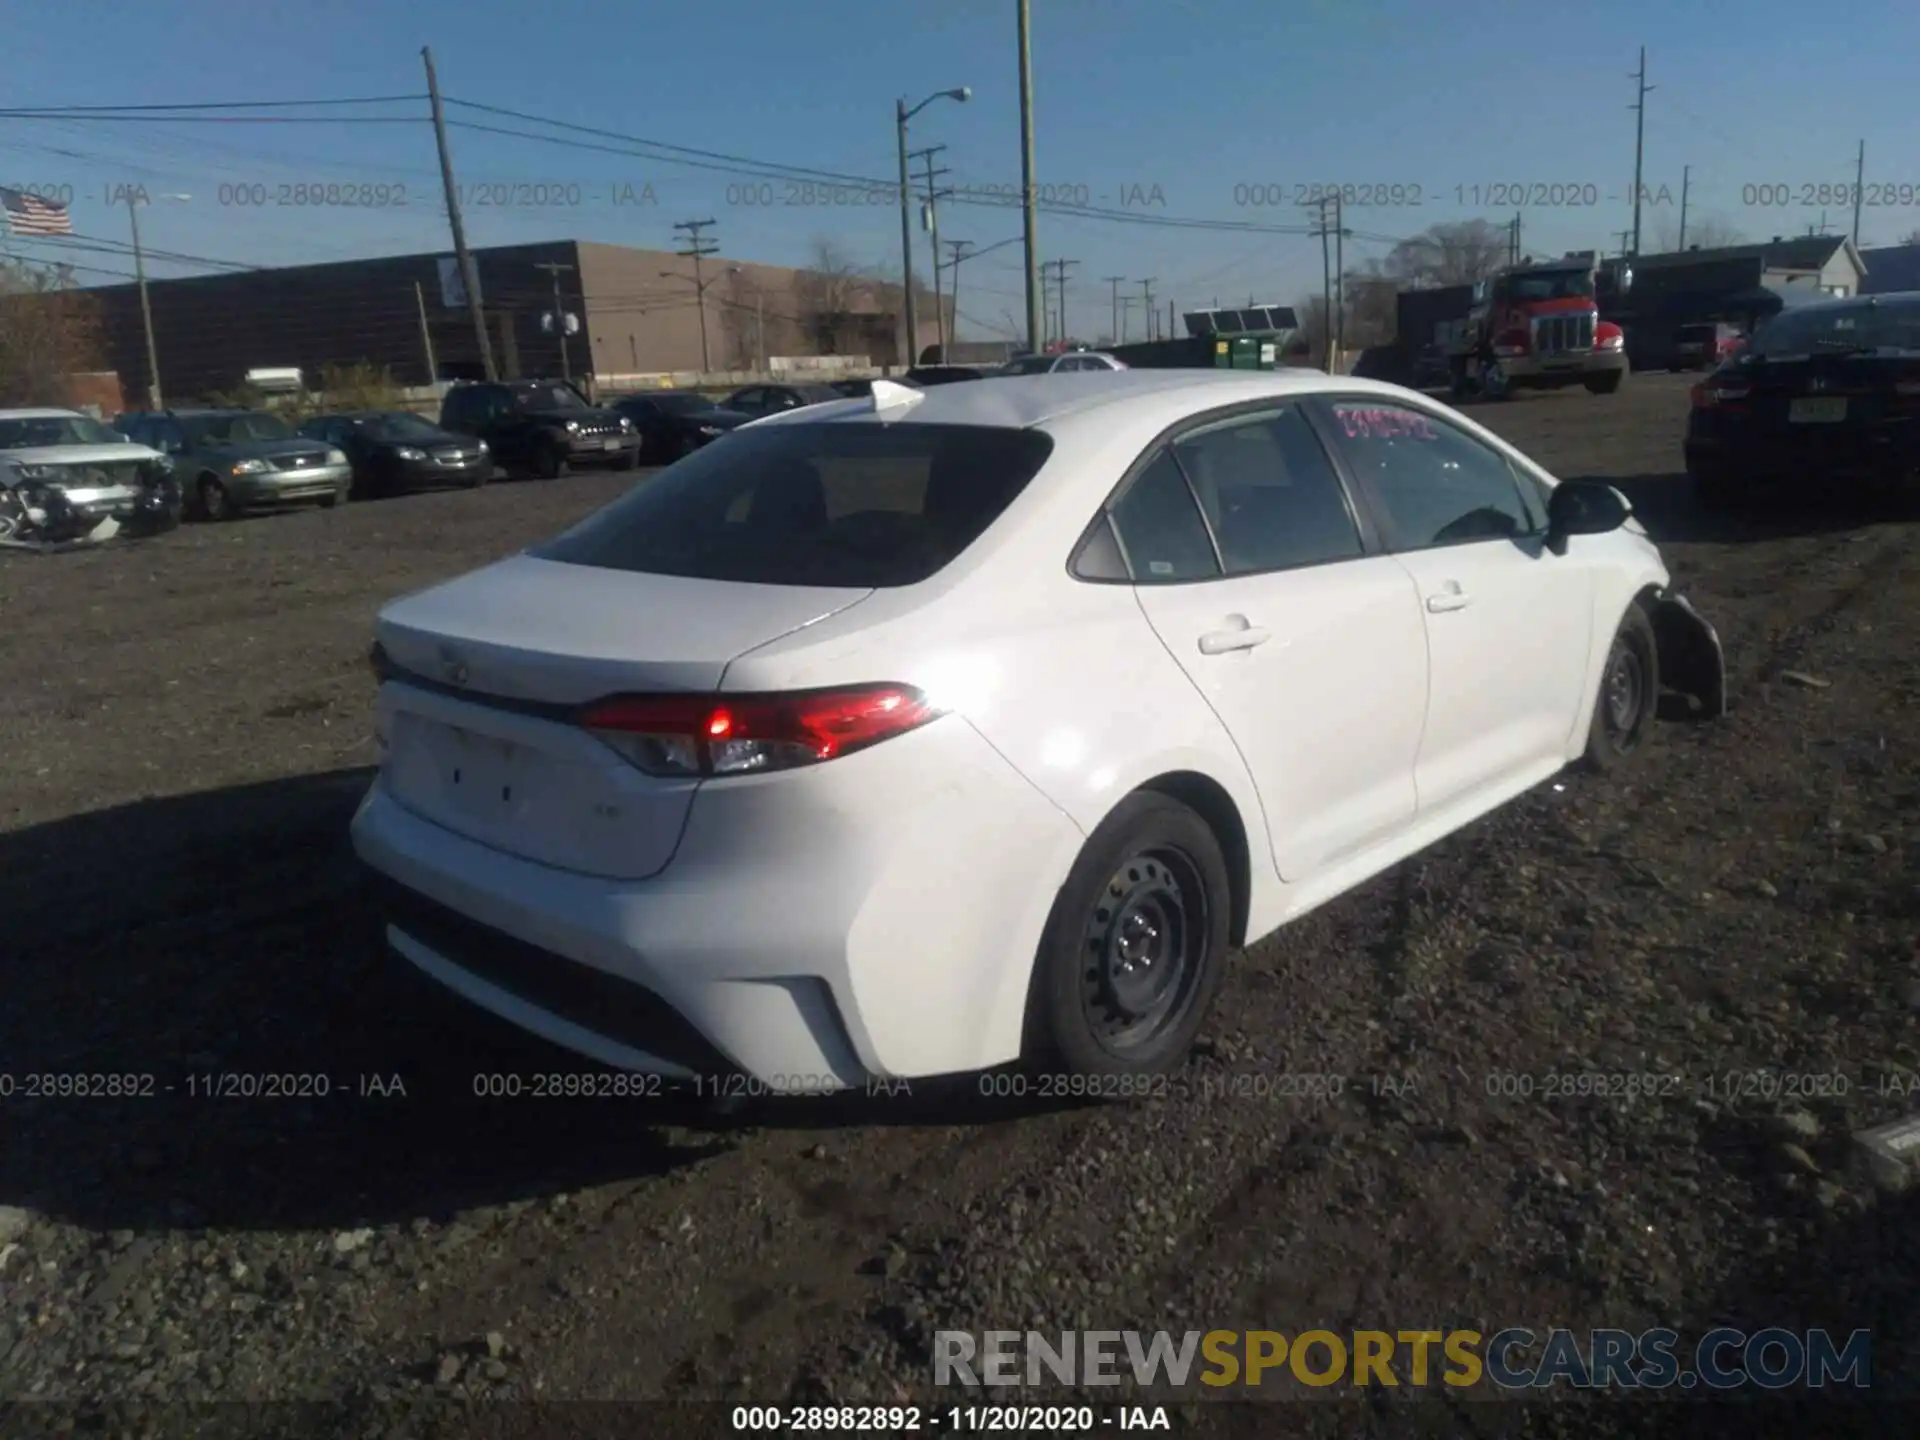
1026,791,1231,1080
1584,606,1659,771
533,438,568,480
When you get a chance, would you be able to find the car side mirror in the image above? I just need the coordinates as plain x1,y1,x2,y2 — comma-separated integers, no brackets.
1545,480,1630,553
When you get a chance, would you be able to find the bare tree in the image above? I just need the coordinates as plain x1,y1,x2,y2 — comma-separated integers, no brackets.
793,238,873,355
1377,220,1512,289
1652,216,1748,252
0,259,105,407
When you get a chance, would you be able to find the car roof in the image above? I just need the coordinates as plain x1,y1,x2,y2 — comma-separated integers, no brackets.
0,407,88,419
740,367,1376,432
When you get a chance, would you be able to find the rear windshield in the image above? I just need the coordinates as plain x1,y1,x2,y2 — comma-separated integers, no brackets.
532,422,1055,587
1745,301,1920,358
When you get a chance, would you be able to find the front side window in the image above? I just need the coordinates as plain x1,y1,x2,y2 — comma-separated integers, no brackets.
1320,400,1540,550
1170,406,1363,575
533,422,1053,588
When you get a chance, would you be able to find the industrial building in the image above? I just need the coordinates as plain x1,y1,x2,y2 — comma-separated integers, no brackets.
84,239,936,405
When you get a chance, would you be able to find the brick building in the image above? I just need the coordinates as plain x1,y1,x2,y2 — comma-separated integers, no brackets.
85,239,941,404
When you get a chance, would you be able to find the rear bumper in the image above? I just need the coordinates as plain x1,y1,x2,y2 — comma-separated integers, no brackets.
348,716,1086,1089
1685,424,1920,487
229,464,354,506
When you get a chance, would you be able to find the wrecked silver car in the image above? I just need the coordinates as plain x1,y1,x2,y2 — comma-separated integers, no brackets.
0,409,182,549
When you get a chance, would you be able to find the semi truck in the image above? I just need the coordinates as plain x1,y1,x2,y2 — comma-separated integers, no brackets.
1442,255,1629,399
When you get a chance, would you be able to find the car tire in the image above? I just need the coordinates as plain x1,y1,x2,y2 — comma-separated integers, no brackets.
533,439,568,480
1584,370,1624,395
198,475,234,522
1024,791,1232,1081
317,490,341,510
1583,605,1659,772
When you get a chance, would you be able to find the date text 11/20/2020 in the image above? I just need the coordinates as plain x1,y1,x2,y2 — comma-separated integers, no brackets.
727,1404,1171,1432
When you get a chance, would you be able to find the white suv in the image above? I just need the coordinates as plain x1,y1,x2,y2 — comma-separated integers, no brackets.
1001,351,1128,375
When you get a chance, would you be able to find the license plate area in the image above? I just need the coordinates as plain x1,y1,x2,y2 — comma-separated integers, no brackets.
438,724,525,821
602,438,621,451
1790,397,1848,423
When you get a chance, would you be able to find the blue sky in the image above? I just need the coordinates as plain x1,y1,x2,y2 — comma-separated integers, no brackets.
5,0,1916,342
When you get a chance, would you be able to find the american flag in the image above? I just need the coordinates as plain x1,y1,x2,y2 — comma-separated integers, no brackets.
0,187,74,236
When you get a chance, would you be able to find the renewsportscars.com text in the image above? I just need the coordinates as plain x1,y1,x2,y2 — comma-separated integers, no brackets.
934,1328,1871,1391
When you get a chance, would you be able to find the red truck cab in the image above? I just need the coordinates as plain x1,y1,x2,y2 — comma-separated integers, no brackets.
1452,258,1628,400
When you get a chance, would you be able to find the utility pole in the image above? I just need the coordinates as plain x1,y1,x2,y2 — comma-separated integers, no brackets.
413,281,438,387
1629,46,1654,257
1104,275,1125,343
1616,228,1634,256
674,218,719,372
533,261,575,382
1678,166,1689,250
1168,299,1175,341
1016,0,1043,354
914,146,952,359
1138,278,1155,341
756,291,766,371
1039,267,1053,345
1311,195,1333,367
1333,192,1345,369
1117,294,1135,343
422,46,494,380
943,240,973,343
1852,140,1865,247
125,194,164,409
1046,258,1077,345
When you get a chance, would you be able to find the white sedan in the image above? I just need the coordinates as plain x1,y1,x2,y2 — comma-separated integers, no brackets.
351,370,1724,1091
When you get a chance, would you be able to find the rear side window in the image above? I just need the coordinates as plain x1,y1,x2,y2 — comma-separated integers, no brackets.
534,422,1054,587
1108,449,1220,583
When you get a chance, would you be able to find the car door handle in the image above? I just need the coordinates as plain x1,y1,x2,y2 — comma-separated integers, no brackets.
1426,587,1474,613
1198,624,1272,655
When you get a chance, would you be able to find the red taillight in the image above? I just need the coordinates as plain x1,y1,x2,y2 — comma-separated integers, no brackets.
578,684,941,777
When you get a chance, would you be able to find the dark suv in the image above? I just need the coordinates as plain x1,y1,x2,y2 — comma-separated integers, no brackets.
438,379,641,478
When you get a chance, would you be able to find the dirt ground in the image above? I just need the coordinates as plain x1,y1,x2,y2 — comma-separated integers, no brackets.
3,373,1918,1437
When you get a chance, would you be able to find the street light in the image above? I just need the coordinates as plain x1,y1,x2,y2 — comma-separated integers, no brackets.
896,86,970,367
126,191,190,410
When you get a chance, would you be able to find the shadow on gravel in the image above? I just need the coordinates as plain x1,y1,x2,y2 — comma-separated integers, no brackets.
0,769,732,1236
1576,471,1916,547
0,768,1081,1237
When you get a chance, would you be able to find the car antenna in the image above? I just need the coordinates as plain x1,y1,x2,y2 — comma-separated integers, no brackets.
868,380,925,414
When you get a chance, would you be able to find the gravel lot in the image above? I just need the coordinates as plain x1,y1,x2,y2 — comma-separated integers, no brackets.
4,373,1919,1435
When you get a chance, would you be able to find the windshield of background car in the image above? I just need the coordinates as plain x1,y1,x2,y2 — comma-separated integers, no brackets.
0,414,125,447
532,422,1054,587
185,412,294,445
513,383,590,411
365,413,443,441
1744,301,1920,358
1503,270,1595,301
795,386,844,404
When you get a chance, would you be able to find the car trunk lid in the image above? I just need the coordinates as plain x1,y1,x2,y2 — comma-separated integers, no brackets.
374,554,873,878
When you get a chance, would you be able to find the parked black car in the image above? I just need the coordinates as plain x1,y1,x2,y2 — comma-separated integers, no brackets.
719,383,846,418
297,411,492,497
611,391,752,463
1685,292,1920,511
437,379,641,478
902,365,989,386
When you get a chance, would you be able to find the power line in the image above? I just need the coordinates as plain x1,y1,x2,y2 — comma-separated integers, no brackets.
0,96,426,114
